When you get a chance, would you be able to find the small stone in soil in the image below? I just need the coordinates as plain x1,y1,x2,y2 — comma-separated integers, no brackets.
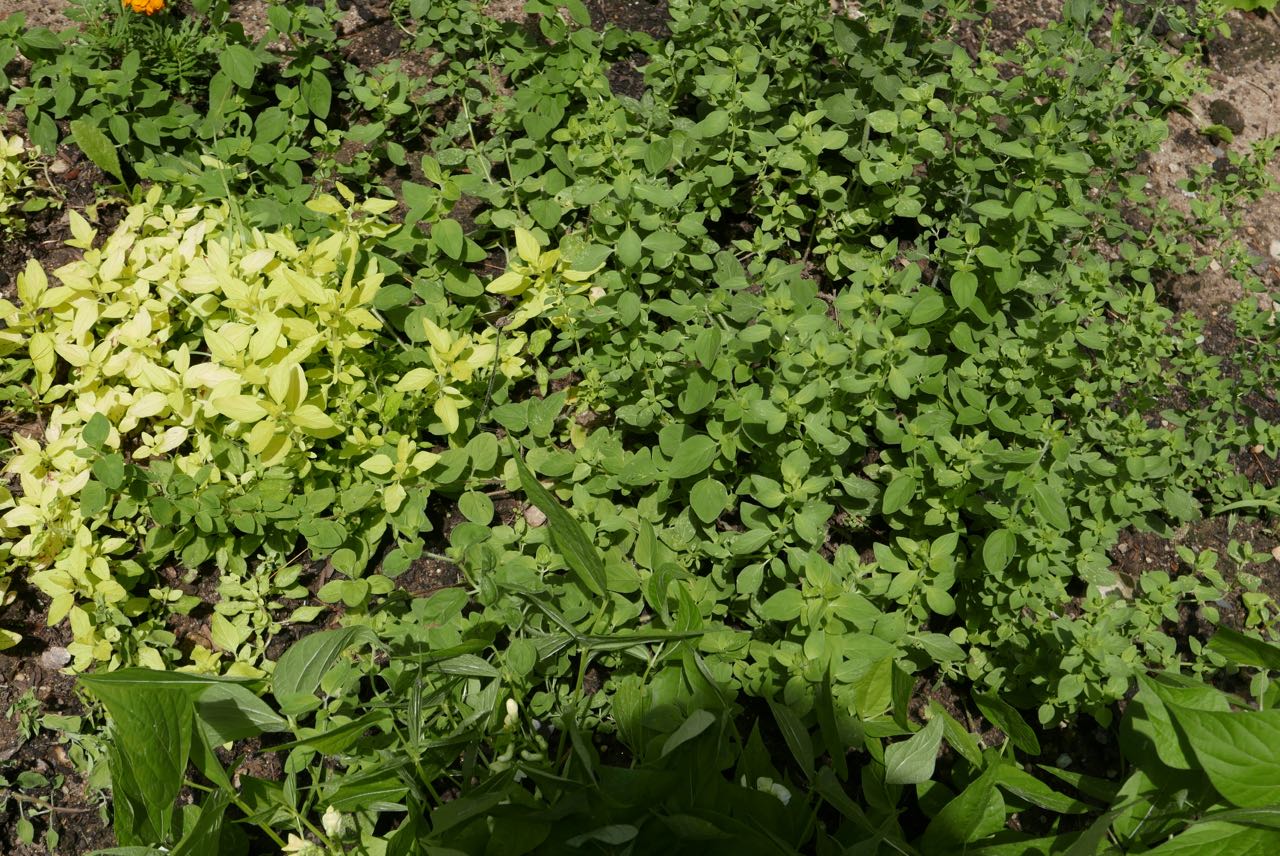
1270,239,1280,260
1271,545,1280,563
39,646,71,669
524,506,547,527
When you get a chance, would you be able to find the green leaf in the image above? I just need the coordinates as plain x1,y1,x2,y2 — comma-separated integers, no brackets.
1144,821,1277,855
883,715,943,785
1207,628,1280,671
758,588,803,621
195,683,288,744
20,28,65,52
272,626,378,717
667,434,718,479
768,698,814,780
661,709,716,757
882,473,917,515
1169,704,1280,807
170,790,230,856
644,139,673,174
1031,483,1070,530
973,692,1040,754
994,764,1092,813
983,529,1016,575
83,413,111,449
69,120,124,183
617,228,643,268
690,478,729,524
694,110,730,138
301,72,332,119
951,271,978,309
80,676,193,843
219,45,259,89
867,110,898,133
923,766,1004,849
909,292,946,326
514,449,608,597
972,200,1010,219
1129,673,1231,770
929,701,983,768
433,218,465,260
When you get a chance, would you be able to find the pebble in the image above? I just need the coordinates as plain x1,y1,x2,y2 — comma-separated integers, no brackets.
1056,754,1072,768
1252,444,1266,454
40,646,71,670
49,158,70,175
1271,545,1280,563
524,506,547,527
1270,239,1280,260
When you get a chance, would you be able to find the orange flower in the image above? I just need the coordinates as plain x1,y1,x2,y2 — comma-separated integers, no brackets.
122,0,165,14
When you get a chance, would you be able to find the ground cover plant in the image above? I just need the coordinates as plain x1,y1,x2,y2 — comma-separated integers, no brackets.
1,0,1280,852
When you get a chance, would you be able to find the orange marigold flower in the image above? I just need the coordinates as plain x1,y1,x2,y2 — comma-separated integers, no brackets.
122,0,165,14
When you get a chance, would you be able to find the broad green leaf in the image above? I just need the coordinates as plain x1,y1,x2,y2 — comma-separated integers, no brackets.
617,228,642,268
195,683,288,744
882,473,917,515
1144,821,1277,855
661,709,716,758
758,588,803,621
301,71,332,118
1129,673,1231,770
983,530,1016,574
80,676,193,842
994,763,1092,813
951,271,978,309
83,413,111,449
768,698,814,780
867,110,898,133
974,692,1040,754
433,219,465,260
1170,704,1280,807
219,44,258,88
923,766,1004,849
169,790,231,856
69,119,124,183
273,626,378,717
883,715,943,785
667,434,718,479
972,200,1010,219
1031,483,1070,530
514,450,608,596
210,395,268,423
1207,627,1280,671
690,477,729,524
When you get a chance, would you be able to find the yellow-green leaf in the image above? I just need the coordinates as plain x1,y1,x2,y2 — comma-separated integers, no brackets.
211,394,269,423
360,454,395,475
394,367,436,392
291,405,336,433
515,228,541,265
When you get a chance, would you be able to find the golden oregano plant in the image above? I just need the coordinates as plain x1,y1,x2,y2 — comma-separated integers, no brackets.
0,185,563,667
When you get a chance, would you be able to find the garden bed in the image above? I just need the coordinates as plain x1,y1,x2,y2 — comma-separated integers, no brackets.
2,0,1280,853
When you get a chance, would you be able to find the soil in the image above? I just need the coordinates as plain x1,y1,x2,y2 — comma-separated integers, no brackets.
0,585,114,854
2,0,1280,853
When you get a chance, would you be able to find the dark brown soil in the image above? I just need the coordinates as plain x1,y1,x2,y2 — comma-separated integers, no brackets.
0,579,114,854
